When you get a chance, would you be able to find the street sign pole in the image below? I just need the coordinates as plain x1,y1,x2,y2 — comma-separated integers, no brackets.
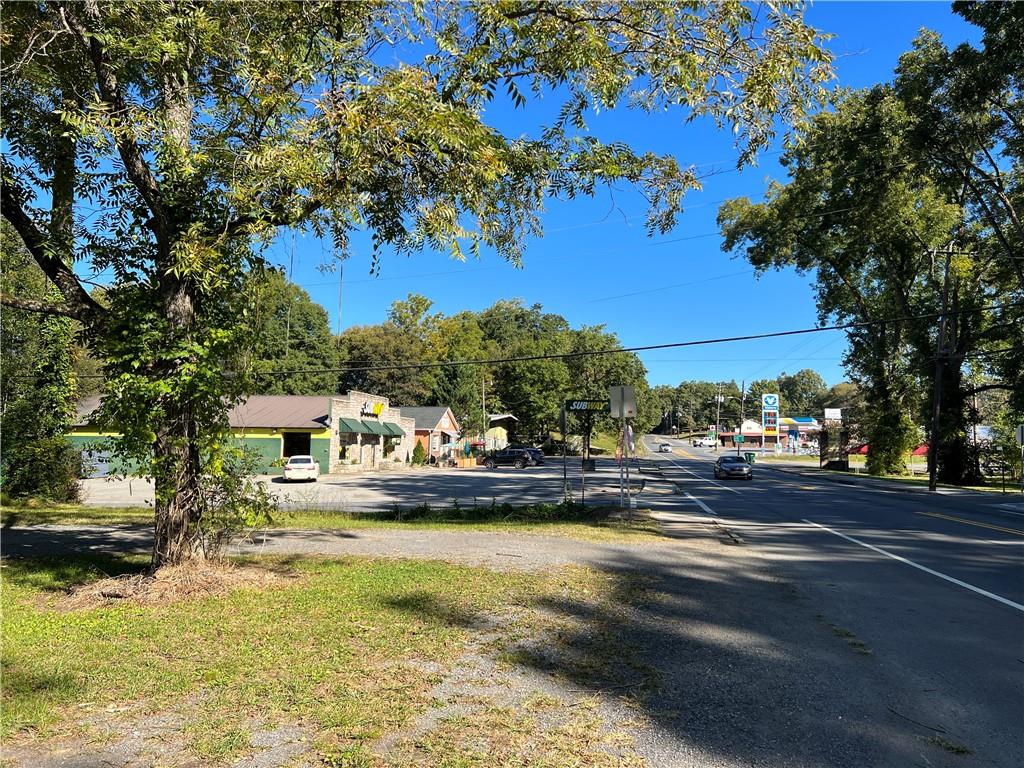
1017,425,1024,494
561,405,569,503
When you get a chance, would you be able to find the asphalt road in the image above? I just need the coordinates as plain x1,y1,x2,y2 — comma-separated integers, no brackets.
641,435,1024,767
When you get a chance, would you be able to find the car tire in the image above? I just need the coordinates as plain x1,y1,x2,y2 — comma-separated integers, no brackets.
484,459,495,469
513,459,525,469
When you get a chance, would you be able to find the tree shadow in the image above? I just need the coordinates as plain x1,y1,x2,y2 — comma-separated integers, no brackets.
382,542,1015,766
1,553,149,593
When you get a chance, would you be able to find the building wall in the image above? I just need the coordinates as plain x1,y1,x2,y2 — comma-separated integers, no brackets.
232,427,331,474
68,426,331,476
329,391,416,473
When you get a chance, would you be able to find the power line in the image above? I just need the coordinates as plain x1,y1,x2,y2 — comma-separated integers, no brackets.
245,301,1020,379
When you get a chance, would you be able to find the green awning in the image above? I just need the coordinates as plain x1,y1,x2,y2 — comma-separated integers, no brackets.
383,422,405,437
361,420,390,435
338,417,370,434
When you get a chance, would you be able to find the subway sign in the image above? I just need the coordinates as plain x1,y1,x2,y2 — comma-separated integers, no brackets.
565,399,611,413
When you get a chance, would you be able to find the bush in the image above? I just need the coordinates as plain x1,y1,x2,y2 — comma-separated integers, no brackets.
0,436,82,502
411,441,426,465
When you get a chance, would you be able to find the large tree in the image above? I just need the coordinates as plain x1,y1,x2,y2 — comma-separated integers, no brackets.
2,1,830,566
244,270,339,395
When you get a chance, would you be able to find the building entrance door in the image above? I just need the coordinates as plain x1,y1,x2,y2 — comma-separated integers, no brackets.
283,432,311,457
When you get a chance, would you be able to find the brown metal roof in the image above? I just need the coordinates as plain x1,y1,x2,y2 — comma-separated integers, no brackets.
75,395,330,430
228,396,330,429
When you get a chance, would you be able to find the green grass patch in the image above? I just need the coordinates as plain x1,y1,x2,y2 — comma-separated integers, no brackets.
3,502,668,544
1,505,153,526
0,554,617,762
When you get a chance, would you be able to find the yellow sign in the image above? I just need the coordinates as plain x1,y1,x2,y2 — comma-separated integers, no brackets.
361,401,384,417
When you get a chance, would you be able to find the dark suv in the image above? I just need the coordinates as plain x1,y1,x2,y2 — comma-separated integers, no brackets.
483,448,541,469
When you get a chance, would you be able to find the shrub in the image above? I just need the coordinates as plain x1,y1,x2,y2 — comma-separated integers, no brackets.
0,436,82,502
411,441,426,465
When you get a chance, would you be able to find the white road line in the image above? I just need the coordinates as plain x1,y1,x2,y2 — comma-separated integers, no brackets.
684,491,714,514
659,455,741,494
802,518,1024,613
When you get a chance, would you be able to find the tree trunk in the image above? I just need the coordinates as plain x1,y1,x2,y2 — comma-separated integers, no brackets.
935,357,972,485
151,279,204,569
152,407,204,568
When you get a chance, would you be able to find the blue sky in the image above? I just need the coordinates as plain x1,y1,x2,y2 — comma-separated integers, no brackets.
260,3,980,389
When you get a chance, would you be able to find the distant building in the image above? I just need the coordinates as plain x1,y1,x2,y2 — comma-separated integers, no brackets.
70,391,416,475
484,414,518,450
399,406,461,461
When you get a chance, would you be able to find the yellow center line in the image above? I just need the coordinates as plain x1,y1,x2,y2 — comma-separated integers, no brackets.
915,510,1024,537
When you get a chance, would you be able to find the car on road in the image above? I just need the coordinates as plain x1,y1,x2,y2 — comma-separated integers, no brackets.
509,444,546,465
283,455,320,482
692,437,717,448
714,455,753,480
483,448,540,469
658,442,673,453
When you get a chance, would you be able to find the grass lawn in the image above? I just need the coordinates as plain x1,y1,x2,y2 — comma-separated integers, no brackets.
1,554,651,766
1,503,668,544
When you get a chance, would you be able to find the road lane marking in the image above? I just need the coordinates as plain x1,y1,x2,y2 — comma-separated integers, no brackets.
660,456,740,494
915,511,1024,537
684,492,714,515
802,518,1024,613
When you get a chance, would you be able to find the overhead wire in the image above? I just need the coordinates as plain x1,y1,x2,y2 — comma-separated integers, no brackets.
235,300,1021,380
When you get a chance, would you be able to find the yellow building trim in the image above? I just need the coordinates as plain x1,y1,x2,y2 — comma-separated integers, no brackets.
231,427,330,439
68,429,115,438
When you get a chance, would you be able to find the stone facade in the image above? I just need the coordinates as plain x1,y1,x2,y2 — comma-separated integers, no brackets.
328,390,417,473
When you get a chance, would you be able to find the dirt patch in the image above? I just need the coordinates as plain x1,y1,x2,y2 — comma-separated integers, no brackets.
55,560,299,610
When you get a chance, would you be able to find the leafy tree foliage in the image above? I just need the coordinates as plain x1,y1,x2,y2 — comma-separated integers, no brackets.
243,269,338,395
0,222,80,500
1,1,830,566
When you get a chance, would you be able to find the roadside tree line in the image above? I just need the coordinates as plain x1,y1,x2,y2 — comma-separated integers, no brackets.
718,3,1023,483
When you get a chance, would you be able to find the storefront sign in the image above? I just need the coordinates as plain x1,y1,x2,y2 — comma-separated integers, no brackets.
565,399,611,413
762,393,779,438
361,401,384,417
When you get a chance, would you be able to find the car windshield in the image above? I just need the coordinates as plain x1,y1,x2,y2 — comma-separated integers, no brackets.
721,457,745,463
288,457,313,464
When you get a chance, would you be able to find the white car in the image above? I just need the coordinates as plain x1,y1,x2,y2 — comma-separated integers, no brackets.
693,437,717,448
283,455,320,482
658,443,673,453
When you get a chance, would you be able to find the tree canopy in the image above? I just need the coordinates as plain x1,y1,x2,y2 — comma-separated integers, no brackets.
2,1,831,566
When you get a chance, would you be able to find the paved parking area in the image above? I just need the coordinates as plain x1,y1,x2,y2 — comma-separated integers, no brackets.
80,460,631,510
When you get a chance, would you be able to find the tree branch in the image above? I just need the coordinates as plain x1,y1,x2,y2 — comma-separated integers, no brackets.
60,2,168,236
0,292,88,319
964,382,1013,396
1,180,103,320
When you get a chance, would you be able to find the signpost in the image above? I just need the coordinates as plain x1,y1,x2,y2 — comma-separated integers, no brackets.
563,399,611,507
610,386,636,512
1017,425,1024,494
761,393,779,453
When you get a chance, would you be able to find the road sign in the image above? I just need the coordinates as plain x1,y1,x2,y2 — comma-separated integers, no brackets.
734,434,745,443
609,386,637,418
1016,425,1024,445
565,399,610,413
761,393,779,409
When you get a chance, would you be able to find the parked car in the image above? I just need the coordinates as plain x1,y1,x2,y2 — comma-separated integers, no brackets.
507,445,545,465
693,437,717,448
658,442,673,453
714,455,753,480
283,455,320,482
483,448,539,469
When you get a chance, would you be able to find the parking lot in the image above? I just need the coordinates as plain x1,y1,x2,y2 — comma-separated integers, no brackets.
79,460,629,510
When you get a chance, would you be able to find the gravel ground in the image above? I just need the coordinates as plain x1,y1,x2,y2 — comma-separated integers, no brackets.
77,462,626,509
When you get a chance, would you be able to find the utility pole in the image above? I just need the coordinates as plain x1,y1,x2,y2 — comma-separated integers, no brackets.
714,382,723,452
928,243,953,492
